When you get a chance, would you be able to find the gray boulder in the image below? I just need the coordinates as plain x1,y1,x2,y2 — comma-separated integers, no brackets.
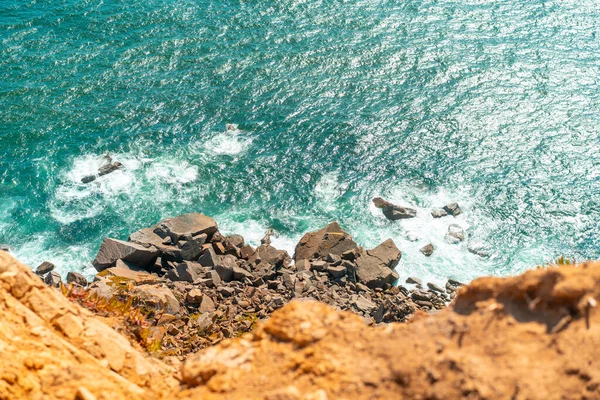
92,238,158,272
152,213,218,242
355,239,401,289
66,272,88,287
165,261,203,282
248,244,291,268
443,203,462,216
420,243,434,257
293,222,358,262
372,197,417,220
36,261,55,276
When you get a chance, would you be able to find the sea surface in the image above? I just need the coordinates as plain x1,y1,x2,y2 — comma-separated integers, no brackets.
1,0,599,285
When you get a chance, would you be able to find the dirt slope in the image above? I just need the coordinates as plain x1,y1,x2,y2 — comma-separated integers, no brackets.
3,251,600,399
179,262,600,400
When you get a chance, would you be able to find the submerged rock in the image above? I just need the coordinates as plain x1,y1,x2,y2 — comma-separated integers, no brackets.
81,162,123,184
446,224,465,243
431,208,448,218
372,197,417,220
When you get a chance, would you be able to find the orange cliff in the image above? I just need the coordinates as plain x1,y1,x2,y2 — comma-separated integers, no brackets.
2,249,600,399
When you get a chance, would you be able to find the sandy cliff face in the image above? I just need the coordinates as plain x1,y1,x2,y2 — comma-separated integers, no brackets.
0,252,176,400
2,251,600,399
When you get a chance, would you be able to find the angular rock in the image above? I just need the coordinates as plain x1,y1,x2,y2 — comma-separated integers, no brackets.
295,259,309,272
443,203,462,216
176,239,202,261
199,295,216,313
36,261,55,276
186,289,203,304
199,247,218,267
365,239,401,269
420,243,434,257
327,265,347,279
81,161,122,183
293,222,358,262
406,276,422,286
135,284,180,314
165,261,202,283
102,260,159,284
66,272,88,287
431,208,448,218
310,260,328,272
355,249,400,289
232,266,253,281
44,271,62,288
427,282,445,293
248,244,291,268
152,213,218,242
372,197,417,220
240,245,255,260
214,255,238,282
92,238,158,272
128,228,166,249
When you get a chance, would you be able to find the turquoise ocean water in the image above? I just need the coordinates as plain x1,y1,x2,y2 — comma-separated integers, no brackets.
1,0,599,285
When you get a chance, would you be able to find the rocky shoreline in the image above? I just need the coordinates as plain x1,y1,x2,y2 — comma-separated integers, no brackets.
31,211,464,358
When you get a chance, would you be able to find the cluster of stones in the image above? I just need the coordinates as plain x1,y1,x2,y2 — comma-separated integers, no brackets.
373,197,471,257
35,213,464,357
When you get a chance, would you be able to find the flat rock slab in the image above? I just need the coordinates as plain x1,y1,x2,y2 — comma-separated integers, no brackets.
92,238,158,272
152,213,218,241
100,260,160,284
372,197,417,220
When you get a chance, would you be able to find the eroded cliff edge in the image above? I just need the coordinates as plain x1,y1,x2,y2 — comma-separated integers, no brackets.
2,250,600,399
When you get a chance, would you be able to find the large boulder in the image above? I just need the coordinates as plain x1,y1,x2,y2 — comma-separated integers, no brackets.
134,284,180,314
372,197,417,220
152,213,218,242
293,222,358,262
249,244,291,268
92,238,158,272
354,239,401,289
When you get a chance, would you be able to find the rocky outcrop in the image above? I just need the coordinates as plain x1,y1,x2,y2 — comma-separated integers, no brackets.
293,222,358,261
354,239,401,289
81,161,123,184
372,197,417,220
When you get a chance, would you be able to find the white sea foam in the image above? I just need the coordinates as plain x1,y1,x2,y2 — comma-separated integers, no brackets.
202,124,252,156
12,234,95,279
314,171,348,210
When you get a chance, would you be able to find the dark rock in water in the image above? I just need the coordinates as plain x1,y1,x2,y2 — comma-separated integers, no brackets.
0,245,11,252
443,203,462,216
448,278,465,287
92,238,158,272
467,246,490,258
420,243,434,257
261,229,274,245
248,244,291,268
36,261,55,276
406,276,422,286
427,282,445,293
446,224,465,243
431,208,448,218
44,271,62,288
355,239,401,289
66,272,87,287
294,222,358,262
372,197,417,220
81,162,123,184
152,213,218,242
